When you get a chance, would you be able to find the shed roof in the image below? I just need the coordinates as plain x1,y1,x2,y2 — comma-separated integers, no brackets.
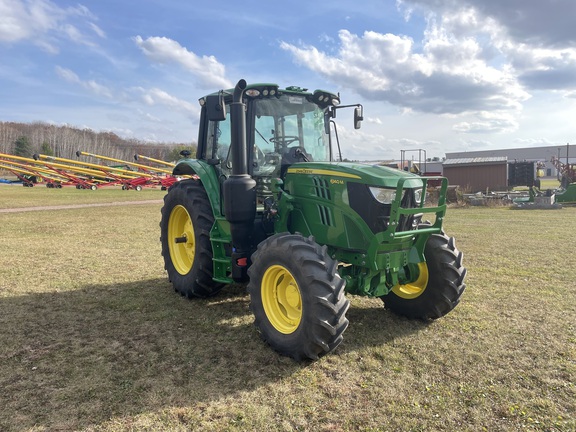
443,157,507,166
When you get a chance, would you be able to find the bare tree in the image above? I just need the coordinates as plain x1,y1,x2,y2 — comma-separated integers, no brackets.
0,121,197,164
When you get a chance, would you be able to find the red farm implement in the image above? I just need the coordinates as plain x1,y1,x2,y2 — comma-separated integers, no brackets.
77,151,178,190
33,153,156,190
0,158,67,187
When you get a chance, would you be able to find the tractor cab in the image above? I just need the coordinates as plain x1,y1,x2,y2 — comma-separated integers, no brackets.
190,83,354,203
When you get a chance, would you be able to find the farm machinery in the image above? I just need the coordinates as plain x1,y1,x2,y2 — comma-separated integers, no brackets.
0,151,178,190
134,153,178,189
160,79,467,360
33,153,148,190
0,153,81,187
76,150,178,190
0,158,67,187
551,151,576,204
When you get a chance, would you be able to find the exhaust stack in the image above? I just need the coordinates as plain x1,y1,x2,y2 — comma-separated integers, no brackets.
223,79,256,282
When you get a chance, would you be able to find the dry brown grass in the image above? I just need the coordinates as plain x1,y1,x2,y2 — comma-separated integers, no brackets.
0,188,574,431
0,183,165,209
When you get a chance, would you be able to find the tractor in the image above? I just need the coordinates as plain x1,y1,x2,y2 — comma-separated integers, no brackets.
160,79,466,361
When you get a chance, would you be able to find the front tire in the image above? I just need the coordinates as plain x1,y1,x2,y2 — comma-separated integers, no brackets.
247,233,350,361
382,227,466,319
160,179,223,298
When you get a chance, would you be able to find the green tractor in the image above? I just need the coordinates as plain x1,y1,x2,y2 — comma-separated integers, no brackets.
160,79,466,361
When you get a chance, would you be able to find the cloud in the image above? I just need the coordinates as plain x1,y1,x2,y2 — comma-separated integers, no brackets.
62,23,96,47
280,1,576,137
338,126,446,161
88,22,106,39
55,65,80,82
452,111,518,134
503,44,576,93
0,0,101,52
280,28,529,116
401,0,576,49
398,0,576,95
137,87,198,115
55,64,198,119
0,0,54,43
133,35,232,89
55,66,112,98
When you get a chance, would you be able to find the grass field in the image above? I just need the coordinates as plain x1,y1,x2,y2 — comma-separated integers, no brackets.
0,185,574,431
0,183,166,209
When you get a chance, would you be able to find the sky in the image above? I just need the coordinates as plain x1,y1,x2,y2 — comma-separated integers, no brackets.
1,0,575,161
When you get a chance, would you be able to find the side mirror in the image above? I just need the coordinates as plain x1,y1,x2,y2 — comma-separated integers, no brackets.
205,92,227,121
354,105,363,129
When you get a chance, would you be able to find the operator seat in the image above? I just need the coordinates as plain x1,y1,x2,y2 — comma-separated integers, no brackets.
280,146,312,178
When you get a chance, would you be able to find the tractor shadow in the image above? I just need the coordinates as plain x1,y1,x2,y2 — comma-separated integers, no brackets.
343,298,431,352
0,280,425,431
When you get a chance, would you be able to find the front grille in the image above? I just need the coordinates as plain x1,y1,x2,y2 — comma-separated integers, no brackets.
347,182,417,234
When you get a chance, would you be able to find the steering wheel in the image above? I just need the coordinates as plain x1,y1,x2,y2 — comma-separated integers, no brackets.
269,135,301,146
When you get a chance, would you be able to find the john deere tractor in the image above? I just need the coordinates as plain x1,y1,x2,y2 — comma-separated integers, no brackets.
160,79,466,361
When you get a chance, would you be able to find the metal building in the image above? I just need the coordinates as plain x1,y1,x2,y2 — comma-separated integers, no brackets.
446,144,573,178
442,157,508,192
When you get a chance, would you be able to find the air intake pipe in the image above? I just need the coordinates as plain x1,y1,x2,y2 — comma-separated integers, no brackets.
223,79,257,282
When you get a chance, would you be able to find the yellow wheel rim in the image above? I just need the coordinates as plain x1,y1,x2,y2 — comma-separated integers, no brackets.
392,262,429,299
261,265,302,334
168,205,195,275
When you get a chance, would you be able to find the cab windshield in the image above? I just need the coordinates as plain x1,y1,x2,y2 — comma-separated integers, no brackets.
252,94,330,175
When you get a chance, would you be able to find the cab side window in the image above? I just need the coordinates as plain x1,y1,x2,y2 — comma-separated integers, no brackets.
253,115,281,176
206,113,232,175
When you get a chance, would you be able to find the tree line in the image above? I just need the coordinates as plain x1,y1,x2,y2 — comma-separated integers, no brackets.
0,121,197,162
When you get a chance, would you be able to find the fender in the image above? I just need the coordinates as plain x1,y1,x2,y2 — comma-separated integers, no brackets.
172,159,223,217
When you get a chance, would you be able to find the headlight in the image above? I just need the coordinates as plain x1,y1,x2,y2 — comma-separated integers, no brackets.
369,186,405,204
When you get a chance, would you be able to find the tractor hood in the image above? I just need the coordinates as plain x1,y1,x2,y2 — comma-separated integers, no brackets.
285,161,425,189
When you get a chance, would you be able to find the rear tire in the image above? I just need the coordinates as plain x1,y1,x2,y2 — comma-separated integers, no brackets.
382,226,466,319
160,179,223,298
247,233,350,361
